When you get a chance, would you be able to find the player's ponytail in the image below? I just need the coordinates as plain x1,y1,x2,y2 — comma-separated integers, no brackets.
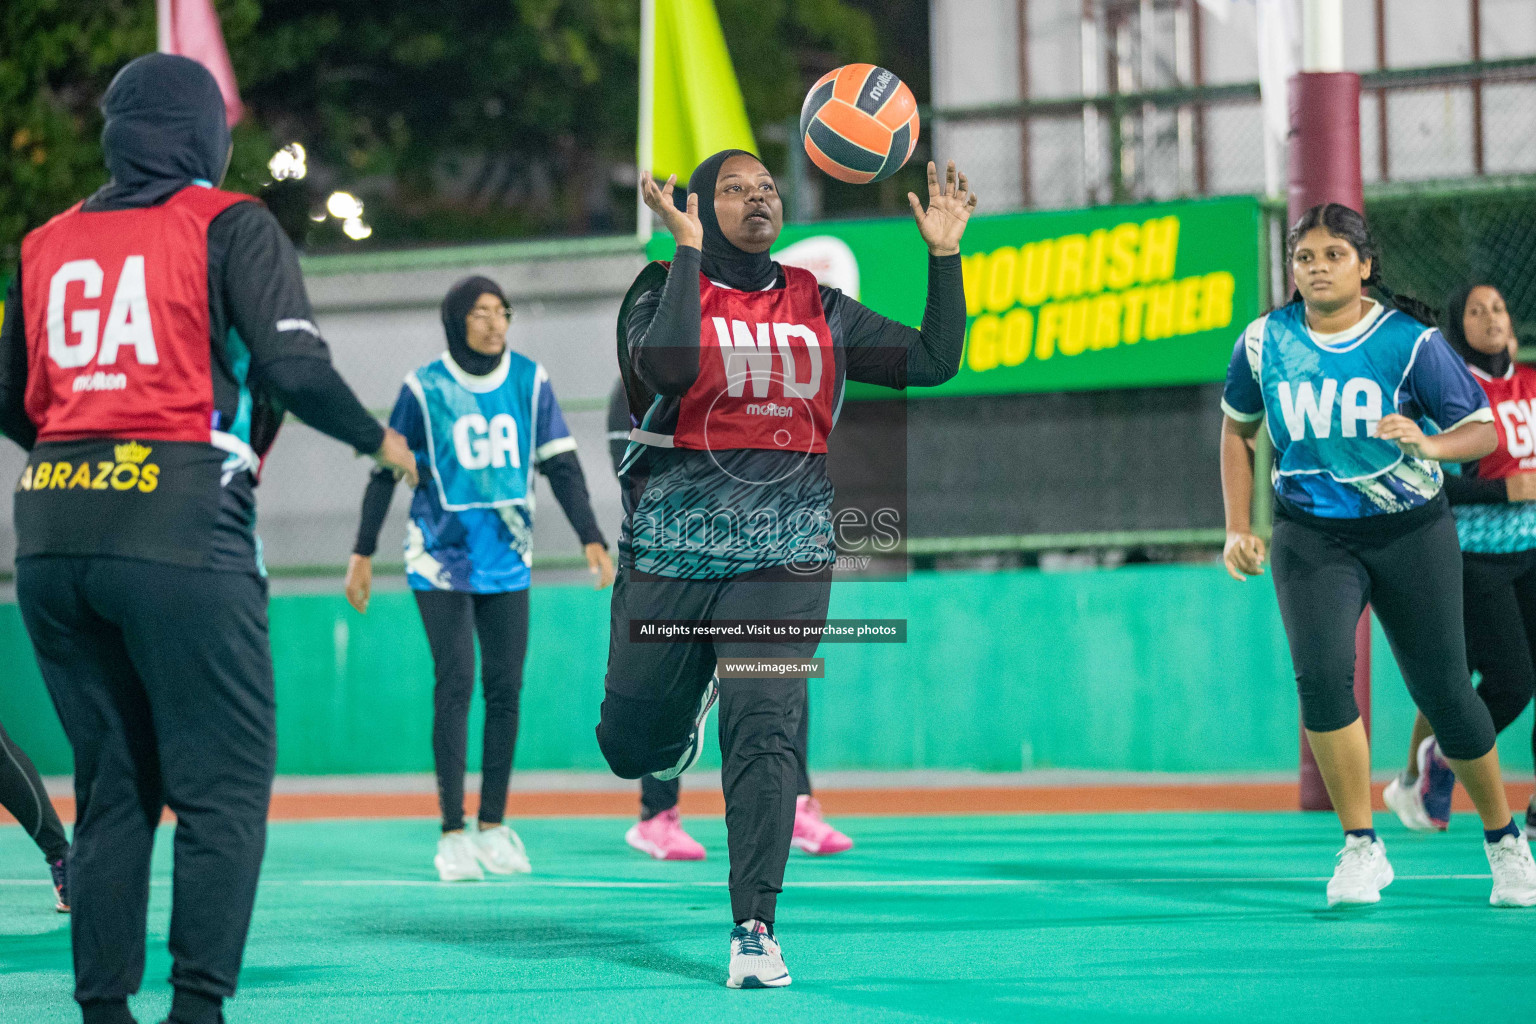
1285,202,1439,325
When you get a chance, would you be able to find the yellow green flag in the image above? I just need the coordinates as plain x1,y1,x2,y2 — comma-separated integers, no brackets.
644,0,757,183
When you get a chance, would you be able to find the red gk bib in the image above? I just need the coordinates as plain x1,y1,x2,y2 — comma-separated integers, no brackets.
1473,363,1536,479
20,185,251,443
671,266,836,454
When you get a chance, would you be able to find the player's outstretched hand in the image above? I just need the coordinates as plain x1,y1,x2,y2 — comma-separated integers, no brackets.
641,172,703,251
1223,531,1266,581
374,428,419,488
909,160,978,257
586,542,615,591
345,553,372,614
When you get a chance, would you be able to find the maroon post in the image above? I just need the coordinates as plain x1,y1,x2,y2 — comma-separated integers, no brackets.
1287,70,1371,811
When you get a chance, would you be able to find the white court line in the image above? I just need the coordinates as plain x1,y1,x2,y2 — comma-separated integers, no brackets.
2,875,1495,888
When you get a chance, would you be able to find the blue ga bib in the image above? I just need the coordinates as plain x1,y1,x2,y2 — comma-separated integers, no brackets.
406,352,542,512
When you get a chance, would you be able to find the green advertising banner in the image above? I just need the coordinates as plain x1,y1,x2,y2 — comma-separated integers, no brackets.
645,194,1261,396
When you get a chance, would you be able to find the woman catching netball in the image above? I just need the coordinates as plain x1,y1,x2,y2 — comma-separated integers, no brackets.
1221,203,1536,908
1383,281,1536,838
596,151,974,987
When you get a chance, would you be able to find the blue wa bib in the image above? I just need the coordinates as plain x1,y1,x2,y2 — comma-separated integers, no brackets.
406,353,541,512
1248,303,1442,516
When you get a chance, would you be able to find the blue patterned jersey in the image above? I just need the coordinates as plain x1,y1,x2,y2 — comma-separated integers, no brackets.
1222,301,1491,518
389,350,577,592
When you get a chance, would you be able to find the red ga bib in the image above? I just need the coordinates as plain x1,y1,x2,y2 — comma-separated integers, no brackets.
1474,363,1536,479
672,266,836,453
20,185,251,443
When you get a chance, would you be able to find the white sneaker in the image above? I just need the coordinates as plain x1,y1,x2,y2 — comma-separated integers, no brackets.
651,673,718,782
434,831,484,881
726,919,791,989
1326,834,1393,907
1485,832,1536,907
1383,772,1439,833
472,824,532,875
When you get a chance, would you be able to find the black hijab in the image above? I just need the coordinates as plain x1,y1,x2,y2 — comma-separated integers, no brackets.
441,276,508,377
1444,282,1511,379
88,53,232,211
688,149,779,292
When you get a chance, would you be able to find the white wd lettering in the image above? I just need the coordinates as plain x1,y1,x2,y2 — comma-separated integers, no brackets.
772,323,823,398
713,317,774,397
1499,399,1536,458
1277,379,1338,440
452,413,520,470
46,257,158,371
713,317,824,399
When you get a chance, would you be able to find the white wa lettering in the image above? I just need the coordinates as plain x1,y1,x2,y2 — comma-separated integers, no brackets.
452,413,520,470
46,257,158,370
1277,377,1384,440
1277,379,1338,440
1339,378,1382,438
713,317,823,399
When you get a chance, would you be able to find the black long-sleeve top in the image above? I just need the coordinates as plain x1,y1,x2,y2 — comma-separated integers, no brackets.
0,198,384,570
614,248,966,578
351,450,606,558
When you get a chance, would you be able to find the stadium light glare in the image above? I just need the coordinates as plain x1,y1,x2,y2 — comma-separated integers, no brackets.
342,217,373,240
326,191,363,220
267,142,307,181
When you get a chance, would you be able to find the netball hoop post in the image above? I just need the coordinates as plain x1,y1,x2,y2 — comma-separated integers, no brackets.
1287,1,1371,811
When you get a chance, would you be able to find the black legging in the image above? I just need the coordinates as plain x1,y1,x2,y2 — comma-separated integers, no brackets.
1270,497,1497,760
413,589,529,832
1462,549,1536,759
640,687,814,819
0,718,69,864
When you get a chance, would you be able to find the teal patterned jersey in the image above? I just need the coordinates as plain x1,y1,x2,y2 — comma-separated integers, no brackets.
1454,501,1536,553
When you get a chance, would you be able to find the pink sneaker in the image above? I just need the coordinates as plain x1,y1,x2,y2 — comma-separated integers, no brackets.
625,808,706,861
792,795,853,855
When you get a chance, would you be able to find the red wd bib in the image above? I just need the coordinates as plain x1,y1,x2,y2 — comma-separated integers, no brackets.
671,266,836,453
1472,363,1536,479
20,185,251,442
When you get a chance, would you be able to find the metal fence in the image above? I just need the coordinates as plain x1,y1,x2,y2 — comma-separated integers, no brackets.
778,55,1536,222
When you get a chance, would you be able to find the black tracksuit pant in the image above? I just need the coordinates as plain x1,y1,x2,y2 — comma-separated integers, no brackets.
16,556,274,1024
597,564,831,925
412,589,529,832
1461,549,1536,758
0,717,70,863
640,691,814,819
1270,496,1497,760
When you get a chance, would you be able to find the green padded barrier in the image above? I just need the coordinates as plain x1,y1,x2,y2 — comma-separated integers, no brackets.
1,566,1530,776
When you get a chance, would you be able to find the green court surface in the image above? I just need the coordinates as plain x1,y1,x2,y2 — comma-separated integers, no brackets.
3,813,1532,1023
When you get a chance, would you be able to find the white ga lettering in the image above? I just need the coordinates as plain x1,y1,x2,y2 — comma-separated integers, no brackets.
711,317,823,399
452,412,520,470
46,257,158,370
1499,399,1536,459
1276,377,1383,441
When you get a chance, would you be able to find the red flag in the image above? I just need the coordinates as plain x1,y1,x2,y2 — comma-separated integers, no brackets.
157,0,244,126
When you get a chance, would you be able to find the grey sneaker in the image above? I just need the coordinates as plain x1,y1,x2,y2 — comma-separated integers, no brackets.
727,919,791,989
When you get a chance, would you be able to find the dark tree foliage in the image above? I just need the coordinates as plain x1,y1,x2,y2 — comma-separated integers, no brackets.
1,0,925,260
